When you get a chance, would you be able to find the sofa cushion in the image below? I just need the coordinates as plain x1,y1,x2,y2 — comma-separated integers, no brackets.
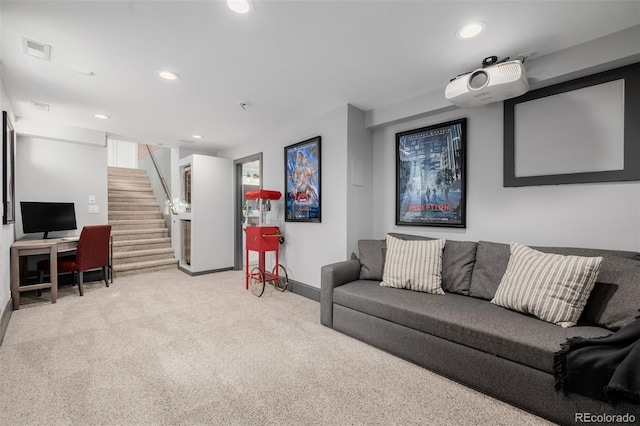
387,233,477,295
580,257,640,330
469,241,640,298
358,239,386,280
491,242,602,328
469,241,640,330
333,280,610,373
381,235,445,294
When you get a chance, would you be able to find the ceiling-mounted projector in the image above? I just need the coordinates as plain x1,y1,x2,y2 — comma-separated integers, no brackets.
445,56,529,107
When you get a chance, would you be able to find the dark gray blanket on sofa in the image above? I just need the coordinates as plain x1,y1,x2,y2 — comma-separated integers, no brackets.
554,316,640,405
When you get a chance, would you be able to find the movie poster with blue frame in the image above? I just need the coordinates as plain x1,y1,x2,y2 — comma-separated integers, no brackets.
284,136,321,222
396,118,466,227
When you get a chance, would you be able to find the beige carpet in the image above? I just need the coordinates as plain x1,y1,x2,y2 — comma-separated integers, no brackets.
0,269,553,425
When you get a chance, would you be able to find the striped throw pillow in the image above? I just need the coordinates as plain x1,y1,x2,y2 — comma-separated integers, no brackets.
491,242,602,328
381,235,445,294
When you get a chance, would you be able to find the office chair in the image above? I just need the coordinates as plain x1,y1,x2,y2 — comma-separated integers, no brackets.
37,225,112,296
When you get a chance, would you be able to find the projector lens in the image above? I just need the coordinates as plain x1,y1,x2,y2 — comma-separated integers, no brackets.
468,70,489,90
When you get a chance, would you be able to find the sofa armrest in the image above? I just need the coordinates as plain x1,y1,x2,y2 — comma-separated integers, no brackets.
320,259,361,328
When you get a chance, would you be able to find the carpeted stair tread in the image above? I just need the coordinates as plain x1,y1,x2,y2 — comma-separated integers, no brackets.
109,211,163,220
112,228,168,237
108,181,151,187
112,237,171,247
108,192,156,198
113,248,176,265
108,196,158,204
109,202,160,211
112,258,178,273
108,174,150,181
113,247,175,259
108,187,153,193
112,241,172,252
110,219,165,225
110,219,166,230
108,166,147,174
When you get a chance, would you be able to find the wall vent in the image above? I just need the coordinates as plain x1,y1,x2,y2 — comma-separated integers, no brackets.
31,101,50,111
22,37,51,61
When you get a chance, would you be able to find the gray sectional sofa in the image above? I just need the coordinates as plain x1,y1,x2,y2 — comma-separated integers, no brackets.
320,233,640,425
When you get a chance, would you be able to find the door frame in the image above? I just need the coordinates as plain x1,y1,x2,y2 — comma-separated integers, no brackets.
233,153,263,270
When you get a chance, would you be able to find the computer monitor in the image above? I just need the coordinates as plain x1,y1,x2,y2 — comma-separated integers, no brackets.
20,201,77,239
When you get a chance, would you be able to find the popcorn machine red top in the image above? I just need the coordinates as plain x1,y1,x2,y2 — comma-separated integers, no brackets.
244,190,288,296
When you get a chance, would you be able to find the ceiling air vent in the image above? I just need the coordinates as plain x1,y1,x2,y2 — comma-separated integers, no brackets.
31,101,50,111
22,37,51,61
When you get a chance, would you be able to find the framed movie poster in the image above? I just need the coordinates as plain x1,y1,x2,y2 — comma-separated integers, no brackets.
396,118,466,227
2,111,15,224
284,136,321,222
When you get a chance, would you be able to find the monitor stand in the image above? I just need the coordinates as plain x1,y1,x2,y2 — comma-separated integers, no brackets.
43,231,49,239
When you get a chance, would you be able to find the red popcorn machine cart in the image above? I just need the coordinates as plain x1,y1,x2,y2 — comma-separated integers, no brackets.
244,189,288,297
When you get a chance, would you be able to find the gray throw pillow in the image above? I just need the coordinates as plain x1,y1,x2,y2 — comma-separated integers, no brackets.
388,233,477,295
580,256,640,330
441,240,477,295
358,239,386,280
469,241,510,300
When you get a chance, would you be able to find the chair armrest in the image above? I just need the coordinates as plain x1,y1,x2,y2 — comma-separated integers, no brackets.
320,259,361,328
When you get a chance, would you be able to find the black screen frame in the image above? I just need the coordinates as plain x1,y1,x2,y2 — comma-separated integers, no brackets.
504,62,640,187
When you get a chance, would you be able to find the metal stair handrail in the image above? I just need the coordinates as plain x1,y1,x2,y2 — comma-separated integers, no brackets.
146,144,178,215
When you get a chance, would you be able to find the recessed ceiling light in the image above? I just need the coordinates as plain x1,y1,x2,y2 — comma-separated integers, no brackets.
94,113,110,119
192,134,203,139
456,21,486,39
227,0,253,14
158,70,179,80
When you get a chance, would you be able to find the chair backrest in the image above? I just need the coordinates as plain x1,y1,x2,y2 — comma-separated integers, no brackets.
75,225,112,270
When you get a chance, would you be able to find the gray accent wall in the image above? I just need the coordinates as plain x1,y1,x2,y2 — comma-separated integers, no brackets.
368,27,640,251
219,104,375,290
371,103,640,251
346,105,374,259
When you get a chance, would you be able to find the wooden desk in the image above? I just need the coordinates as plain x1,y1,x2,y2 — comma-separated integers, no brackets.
10,238,78,310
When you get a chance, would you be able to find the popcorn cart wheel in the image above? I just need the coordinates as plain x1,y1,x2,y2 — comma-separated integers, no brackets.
248,264,289,297
245,189,289,297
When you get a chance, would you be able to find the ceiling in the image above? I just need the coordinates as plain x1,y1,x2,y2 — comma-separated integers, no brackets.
1,1,639,153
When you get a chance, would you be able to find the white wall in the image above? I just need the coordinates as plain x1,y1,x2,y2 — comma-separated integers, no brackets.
15,136,108,239
372,98,640,251
139,146,173,230
218,105,351,288
107,138,138,169
0,74,14,321
17,120,107,147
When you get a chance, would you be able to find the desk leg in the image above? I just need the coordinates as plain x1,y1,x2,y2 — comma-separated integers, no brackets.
10,247,20,310
50,245,58,304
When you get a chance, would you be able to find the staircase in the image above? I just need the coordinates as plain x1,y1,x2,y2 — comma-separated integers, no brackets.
108,166,178,277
